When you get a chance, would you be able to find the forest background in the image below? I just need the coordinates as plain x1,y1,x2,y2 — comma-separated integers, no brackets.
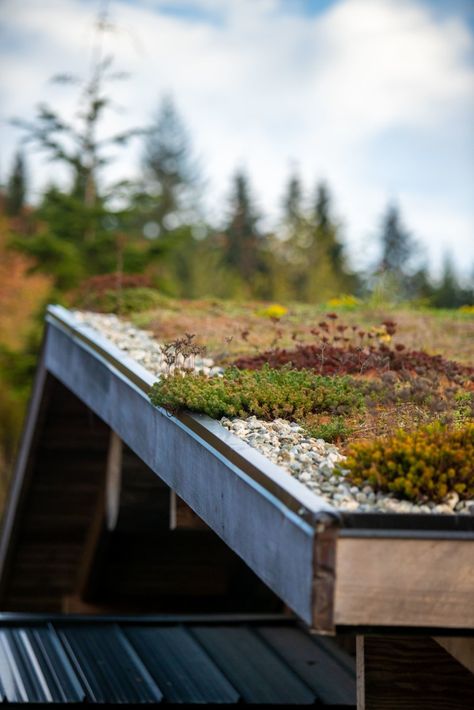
0,4,473,496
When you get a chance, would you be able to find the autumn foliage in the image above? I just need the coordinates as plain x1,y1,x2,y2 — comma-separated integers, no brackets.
0,221,52,349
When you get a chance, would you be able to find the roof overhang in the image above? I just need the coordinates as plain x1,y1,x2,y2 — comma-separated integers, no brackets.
1,306,472,634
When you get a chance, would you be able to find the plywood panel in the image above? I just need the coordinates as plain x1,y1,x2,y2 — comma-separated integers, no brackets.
335,538,474,630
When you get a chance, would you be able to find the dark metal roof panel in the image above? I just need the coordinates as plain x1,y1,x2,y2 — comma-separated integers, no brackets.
56,623,163,703
0,616,356,706
125,624,240,704
190,625,316,705
0,626,85,703
257,626,356,706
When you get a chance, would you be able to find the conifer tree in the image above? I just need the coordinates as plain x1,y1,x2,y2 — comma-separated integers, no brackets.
6,151,27,216
313,182,345,275
375,203,417,300
378,203,414,276
283,173,304,228
142,96,198,235
431,254,472,308
223,171,263,283
10,3,144,285
12,2,141,246
275,173,306,300
300,181,354,301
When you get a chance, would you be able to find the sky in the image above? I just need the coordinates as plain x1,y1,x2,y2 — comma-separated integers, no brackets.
1,0,473,278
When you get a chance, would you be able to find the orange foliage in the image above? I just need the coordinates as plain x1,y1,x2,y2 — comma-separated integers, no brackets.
0,219,52,349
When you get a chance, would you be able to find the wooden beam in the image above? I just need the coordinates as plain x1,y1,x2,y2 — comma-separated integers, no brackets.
78,430,172,602
434,637,474,675
105,431,122,531
335,537,474,630
357,635,474,710
75,479,109,603
169,491,208,530
0,351,51,600
356,637,365,710
62,595,114,614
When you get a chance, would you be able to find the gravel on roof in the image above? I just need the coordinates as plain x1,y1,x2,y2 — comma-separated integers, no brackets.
71,311,472,516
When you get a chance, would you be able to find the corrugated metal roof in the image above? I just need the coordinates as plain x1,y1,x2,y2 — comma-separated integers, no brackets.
0,616,356,706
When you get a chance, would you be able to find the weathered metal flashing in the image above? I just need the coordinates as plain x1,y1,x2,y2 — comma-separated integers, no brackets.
45,305,340,530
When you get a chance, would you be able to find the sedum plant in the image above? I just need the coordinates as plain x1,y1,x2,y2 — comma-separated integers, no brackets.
340,422,474,503
149,364,364,421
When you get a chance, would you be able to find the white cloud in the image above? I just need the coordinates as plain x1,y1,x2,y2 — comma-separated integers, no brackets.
1,0,473,276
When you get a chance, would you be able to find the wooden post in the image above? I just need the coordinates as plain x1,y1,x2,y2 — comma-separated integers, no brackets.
169,491,208,530
357,635,474,710
105,431,123,531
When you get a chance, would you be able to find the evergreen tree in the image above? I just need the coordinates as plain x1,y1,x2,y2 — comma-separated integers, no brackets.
223,171,263,284
6,151,27,216
313,182,345,276
283,173,304,228
406,264,434,302
378,203,414,276
274,173,306,301
431,254,473,308
10,5,144,285
143,96,198,235
300,181,355,301
12,3,141,241
373,203,417,300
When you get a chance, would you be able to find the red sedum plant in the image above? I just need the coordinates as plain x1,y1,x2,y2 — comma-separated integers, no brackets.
232,316,473,384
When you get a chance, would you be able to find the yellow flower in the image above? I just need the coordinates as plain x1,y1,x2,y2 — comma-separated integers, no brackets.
326,294,360,310
256,304,288,319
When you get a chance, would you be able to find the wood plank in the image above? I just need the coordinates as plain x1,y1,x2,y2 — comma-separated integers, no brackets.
335,537,474,630
357,635,474,710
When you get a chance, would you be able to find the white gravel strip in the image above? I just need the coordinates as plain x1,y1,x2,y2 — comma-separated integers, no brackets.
70,311,471,516
71,311,219,376
220,416,472,515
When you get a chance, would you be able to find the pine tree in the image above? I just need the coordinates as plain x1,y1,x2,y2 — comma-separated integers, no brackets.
374,203,417,300
223,171,262,283
379,203,414,276
12,4,142,246
10,4,144,286
312,182,346,277
299,181,355,301
283,173,304,228
6,151,27,216
274,173,306,301
431,254,472,308
143,96,198,234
